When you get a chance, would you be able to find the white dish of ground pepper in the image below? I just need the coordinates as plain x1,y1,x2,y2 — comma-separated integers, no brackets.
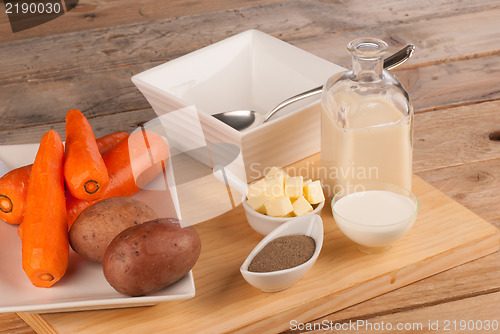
240,214,323,292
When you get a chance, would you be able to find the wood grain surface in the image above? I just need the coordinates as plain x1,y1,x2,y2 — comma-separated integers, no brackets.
15,174,500,333
0,0,499,333
1,0,500,143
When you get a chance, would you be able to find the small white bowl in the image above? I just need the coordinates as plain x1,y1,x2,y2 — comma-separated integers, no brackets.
240,214,323,292
242,195,325,235
331,182,419,254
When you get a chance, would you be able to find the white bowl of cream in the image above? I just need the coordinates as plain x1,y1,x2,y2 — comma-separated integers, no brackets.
331,182,418,254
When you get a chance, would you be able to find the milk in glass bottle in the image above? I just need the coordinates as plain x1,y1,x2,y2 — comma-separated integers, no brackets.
321,38,413,197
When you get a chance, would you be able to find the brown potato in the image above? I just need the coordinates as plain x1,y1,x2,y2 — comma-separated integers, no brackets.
69,197,157,262
102,218,201,297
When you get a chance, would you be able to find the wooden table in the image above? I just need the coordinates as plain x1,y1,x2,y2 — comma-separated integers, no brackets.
1,0,499,333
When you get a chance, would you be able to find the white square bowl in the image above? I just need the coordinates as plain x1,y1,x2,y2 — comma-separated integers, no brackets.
132,29,344,181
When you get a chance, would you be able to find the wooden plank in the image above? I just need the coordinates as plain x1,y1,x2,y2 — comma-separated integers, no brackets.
2,3,500,86
0,63,156,133
413,100,500,173
18,171,498,334
0,107,156,145
0,313,34,334
283,252,500,333
0,0,289,43
394,53,500,112
2,8,500,136
292,7,500,68
292,7,500,111
2,56,500,137
303,292,500,334
417,158,500,223
14,313,56,334
1,0,498,44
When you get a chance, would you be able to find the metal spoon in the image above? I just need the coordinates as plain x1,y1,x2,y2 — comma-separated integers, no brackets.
213,44,415,131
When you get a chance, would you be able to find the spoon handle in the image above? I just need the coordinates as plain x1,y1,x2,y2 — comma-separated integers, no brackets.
263,44,415,123
384,44,415,70
263,86,323,122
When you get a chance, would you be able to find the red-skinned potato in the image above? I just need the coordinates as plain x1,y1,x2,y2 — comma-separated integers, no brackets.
102,218,201,296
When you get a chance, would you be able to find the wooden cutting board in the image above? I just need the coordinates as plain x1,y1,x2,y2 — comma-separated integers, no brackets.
19,156,500,334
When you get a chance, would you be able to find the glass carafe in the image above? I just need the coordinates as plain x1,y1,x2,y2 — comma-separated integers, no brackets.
320,38,413,198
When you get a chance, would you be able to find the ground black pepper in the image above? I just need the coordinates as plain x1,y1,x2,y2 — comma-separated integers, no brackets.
248,234,315,273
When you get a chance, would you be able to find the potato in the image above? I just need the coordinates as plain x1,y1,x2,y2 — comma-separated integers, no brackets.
69,197,157,262
102,218,201,297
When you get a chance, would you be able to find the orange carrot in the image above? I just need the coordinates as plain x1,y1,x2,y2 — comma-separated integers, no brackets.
64,109,109,201
95,131,129,154
22,130,68,288
66,194,92,229
104,129,170,195
1,132,129,226
0,166,31,225
67,130,170,227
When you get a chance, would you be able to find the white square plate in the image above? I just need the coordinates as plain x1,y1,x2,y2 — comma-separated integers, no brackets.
0,143,195,314
132,29,345,181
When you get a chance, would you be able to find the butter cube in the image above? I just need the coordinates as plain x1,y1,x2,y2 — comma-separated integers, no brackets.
303,179,312,196
265,167,287,179
266,175,285,199
304,180,325,204
285,176,304,199
246,191,273,214
246,178,268,200
264,196,293,217
292,196,314,216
